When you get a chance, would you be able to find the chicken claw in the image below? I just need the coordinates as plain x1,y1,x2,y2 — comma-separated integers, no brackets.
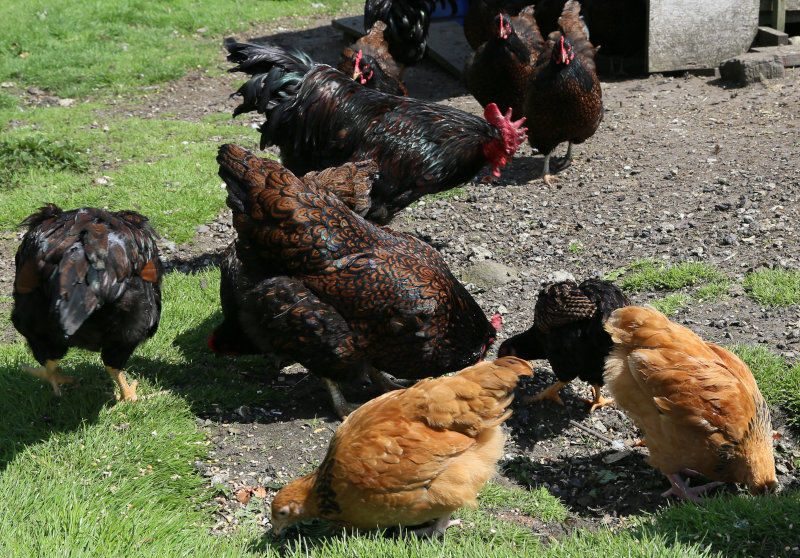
322,378,360,420
368,368,413,391
662,473,724,503
524,381,567,406
23,359,73,395
106,366,138,402
582,384,614,413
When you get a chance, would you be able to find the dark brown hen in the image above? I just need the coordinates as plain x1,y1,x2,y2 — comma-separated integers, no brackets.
498,278,629,412
525,0,602,185
464,8,543,120
463,0,534,49
12,204,162,402
224,41,526,224
338,21,407,96
213,144,500,418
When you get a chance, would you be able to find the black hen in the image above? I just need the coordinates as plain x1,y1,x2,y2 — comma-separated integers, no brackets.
364,0,456,67
224,40,526,224
214,144,500,418
498,278,629,412
11,204,162,401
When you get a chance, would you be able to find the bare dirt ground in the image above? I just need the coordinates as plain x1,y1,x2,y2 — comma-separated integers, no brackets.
2,12,799,542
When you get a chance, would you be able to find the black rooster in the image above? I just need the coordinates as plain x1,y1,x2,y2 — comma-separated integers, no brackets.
12,205,162,402
364,0,457,67
498,278,629,412
224,40,527,224
213,144,501,418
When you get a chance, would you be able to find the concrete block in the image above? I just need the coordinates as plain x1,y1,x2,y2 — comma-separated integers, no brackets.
720,52,785,84
751,44,800,65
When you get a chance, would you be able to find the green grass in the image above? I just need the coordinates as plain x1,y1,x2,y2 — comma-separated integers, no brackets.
635,492,800,557
610,259,726,292
733,344,800,432
478,482,568,523
744,268,800,306
0,0,357,97
0,102,257,242
694,280,732,302
0,133,89,184
567,240,584,254
652,293,691,316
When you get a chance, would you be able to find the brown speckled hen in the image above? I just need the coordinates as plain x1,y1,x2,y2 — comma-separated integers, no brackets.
270,357,532,536
338,20,407,96
465,8,543,120
498,278,629,412
214,144,501,418
12,204,162,402
224,41,526,224
525,0,602,185
605,306,778,502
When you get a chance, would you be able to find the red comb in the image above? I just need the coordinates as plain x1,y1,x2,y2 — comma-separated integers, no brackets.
206,333,217,352
491,313,503,331
483,103,528,177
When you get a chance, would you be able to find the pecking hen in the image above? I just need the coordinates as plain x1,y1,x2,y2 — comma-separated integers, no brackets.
363,0,456,68
12,204,162,402
214,144,501,418
224,40,527,224
524,0,602,185
498,278,629,412
464,7,543,121
270,356,532,536
604,306,778,502
338,20,407,97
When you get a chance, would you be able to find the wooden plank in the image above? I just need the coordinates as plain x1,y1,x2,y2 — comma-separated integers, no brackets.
771,0,787,31
751,44,800,65
426,20,472,77
331,15,364,42
757,25,789,45
648,0,760,72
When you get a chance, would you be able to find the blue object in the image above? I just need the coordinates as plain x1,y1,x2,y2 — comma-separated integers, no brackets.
431,0,469,24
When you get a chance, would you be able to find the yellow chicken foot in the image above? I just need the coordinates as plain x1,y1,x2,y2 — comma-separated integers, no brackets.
523,381,567,405
22,359,73,395
106,366,138,402
407,515,461,538
661,473,724,503
368,368,412,391
322,377,360,420
582,384,615,413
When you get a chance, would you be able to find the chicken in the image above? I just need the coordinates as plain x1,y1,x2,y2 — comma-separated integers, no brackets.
463,0,533,49
524,0,602,185
363,0,456,68
209,159,379,355
224,41,527,224
215,144,501,418
270,356,532,536
604,306,779,502
338,21,407,96
498,278,629,412
11,204,162,402
464,8,543,121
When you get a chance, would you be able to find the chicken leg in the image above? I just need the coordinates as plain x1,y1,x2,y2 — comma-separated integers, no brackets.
523,380,567,405
661,473,724,503
22,359,73,395
322,378,360,420
542,142,573,185
582,383,614,413
407,515,461,538
106,366,138,402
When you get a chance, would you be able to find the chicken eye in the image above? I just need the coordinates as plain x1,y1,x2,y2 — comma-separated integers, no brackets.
278,509,288,516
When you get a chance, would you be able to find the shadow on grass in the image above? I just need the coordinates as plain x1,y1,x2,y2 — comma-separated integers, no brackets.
0,358,112,470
